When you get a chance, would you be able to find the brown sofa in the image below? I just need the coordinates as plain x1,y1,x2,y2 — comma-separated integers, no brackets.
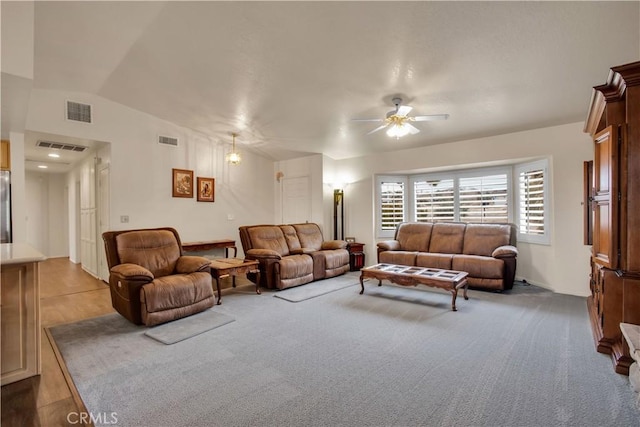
377,222,518,291
239,223,350,290
102,227,215,326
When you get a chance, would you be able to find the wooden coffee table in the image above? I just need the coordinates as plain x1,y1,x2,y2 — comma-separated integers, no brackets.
209,258,260,305
359,263,469,311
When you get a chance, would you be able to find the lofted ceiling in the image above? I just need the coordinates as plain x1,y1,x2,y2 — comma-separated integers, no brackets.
9,1,640,166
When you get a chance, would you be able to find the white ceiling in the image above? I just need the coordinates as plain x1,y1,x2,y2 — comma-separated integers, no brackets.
12,2,640,167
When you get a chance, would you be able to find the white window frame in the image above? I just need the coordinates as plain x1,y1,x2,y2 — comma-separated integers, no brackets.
375,175,408,238
515,159,550,245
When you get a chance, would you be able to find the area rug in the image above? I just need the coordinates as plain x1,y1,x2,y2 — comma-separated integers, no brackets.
144,309,235,344
273,273,360,302
47,281,640,427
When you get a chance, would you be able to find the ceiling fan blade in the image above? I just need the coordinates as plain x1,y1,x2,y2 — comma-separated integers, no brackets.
396,105,412,116
352,118,384,122
406,123,421,135
412,114,450,122
366,124,389,135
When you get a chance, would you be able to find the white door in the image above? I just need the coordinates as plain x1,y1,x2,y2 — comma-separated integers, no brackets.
282,176,311,224
97,165,110,281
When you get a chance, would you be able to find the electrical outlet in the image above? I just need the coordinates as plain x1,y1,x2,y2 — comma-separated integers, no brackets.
227,214,234,221
120,215,129,223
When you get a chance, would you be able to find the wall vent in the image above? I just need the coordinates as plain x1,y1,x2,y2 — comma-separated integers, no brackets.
158,135,179,146
66,101,92,123
37,140,88,152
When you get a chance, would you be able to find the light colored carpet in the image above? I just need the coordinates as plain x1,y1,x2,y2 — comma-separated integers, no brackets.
273,273,360,302
144,309,235,344
48,278,639,427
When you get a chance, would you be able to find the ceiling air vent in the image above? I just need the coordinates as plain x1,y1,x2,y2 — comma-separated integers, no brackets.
37,140,88,152
66,100,92,123
158,135,178,146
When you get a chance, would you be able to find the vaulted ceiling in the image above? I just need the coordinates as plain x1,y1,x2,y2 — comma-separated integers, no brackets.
5,1,640,163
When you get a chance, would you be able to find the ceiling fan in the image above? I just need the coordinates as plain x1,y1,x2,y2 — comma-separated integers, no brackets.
353,97,449,139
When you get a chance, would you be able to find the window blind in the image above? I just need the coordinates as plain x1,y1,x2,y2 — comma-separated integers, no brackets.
459,174,509,223
380,180,405,229
519,169,545,235
414,179,455,222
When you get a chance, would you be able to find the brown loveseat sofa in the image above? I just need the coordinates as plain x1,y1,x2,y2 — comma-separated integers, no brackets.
239,223,350,290
377,222,518,291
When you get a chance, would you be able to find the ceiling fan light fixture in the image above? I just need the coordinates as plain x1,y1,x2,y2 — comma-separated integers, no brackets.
386,123,410,139
225,133,242,165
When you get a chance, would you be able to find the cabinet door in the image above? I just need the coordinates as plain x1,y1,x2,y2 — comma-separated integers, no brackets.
592,126,619,269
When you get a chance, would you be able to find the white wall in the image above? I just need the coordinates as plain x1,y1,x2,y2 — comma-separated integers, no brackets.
25,88,275,258
25,170,67,257
332,122,593,297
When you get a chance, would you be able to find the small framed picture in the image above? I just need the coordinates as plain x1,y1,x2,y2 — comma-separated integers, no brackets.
345,237,356,243
197,177,215,202
172,168,193,198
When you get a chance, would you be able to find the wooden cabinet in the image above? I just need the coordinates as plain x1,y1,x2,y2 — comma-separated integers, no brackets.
1,244,46,385
0,140,10,170
584,61,640,375
347,242,365,271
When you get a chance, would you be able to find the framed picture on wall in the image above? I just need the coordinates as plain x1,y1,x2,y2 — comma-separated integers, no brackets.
197,177,215,202
172,168,194,198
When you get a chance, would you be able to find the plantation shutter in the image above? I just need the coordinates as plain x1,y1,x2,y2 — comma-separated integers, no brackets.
414,179,455,222
519,168,545,235
380,180,405,230
459,174,508,223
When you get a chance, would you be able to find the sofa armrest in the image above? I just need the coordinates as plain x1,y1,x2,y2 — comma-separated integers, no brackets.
246,248,282,260
176,255,211,273
492,245,518,258
110,263,154,281
321,240,347,250
377,240,400,251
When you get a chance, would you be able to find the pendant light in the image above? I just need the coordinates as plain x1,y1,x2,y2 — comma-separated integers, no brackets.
226,133,241,165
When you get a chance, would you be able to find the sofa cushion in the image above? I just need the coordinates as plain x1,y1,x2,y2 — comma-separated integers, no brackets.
416,253,454,270
116,229,180,277
379,251,417,266
280,225,302,252
247,226,290,257
395,222,432,252
452,255,504,279
428,223,466,254
462,224,511,257
292,223,324,251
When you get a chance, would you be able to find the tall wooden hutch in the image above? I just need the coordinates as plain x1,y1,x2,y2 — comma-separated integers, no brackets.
584,61,640,375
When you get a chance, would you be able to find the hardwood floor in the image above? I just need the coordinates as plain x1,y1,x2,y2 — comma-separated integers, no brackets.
2,257,113,427
1,256,247,427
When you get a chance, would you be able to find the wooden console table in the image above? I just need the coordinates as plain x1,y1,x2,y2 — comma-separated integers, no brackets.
360,263,468,311
182,239,237,258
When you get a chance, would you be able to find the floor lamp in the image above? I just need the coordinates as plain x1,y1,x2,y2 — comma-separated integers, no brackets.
333,189,344,240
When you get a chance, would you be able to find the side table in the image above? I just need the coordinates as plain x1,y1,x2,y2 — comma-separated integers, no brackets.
209,258,260,304
347,242,365,271
182,239,237,258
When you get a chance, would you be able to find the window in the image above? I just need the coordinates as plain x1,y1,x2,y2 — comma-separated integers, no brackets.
376,176,407,237
458,174,508,223
414,178,455,222
516,160,549,244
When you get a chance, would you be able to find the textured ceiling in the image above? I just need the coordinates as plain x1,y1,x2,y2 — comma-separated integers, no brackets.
19,2,640,162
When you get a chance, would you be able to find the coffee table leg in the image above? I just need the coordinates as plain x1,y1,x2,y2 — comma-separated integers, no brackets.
214,277,222,305
359,274,365,294
450,289,458,311
463,281,469,300
254,269,262,295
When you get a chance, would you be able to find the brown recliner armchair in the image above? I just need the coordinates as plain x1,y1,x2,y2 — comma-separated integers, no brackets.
102,227,214,326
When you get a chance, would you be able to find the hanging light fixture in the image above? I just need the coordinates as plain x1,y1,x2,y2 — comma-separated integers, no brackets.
385,116,411,139
225,133,241,165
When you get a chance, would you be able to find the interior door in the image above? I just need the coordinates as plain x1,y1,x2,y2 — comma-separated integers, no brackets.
97,165,110,281
282,176,311,224
592,126,618,269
